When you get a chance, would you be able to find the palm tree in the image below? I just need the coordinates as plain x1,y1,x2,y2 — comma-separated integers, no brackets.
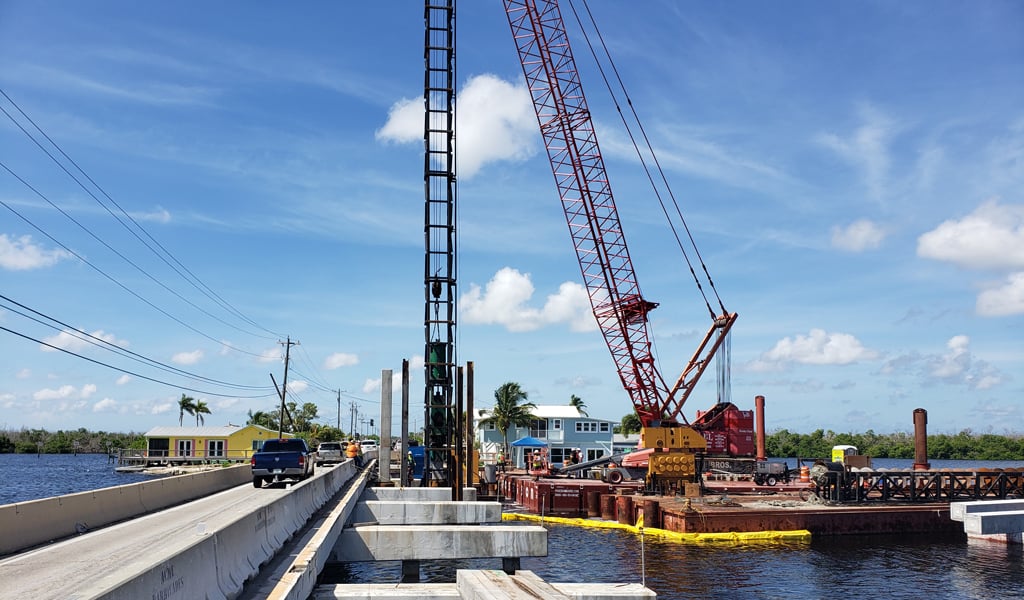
194,400,211,426
178,394,196,426
620,411,642,435
569,394,588,417
479,382,536,457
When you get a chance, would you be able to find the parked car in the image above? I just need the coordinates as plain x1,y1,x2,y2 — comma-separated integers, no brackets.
358,440,378,453
316,442,343,466
250,438,315,488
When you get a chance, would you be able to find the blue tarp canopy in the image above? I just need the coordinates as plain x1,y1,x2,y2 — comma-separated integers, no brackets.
511,436,548,447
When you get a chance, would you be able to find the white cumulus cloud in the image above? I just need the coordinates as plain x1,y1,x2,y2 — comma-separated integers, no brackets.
977,272,1024,316
831,219,886,252
917,199,1024,270
753,328,878,370
0,234,72,270
172,349,203,365
41,329,126,353
93,398,117,412
460,267,594,332
258,348,282,363
376,73,536,179
324,352,359,370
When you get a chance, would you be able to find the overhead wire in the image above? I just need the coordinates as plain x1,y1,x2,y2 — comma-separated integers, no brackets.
0,325,276,400
568,0,729,318
0,293,275,392
0,179,272,359
0,88,283,341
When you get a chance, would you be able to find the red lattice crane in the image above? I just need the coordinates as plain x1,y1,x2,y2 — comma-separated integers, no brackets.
503,0,737,456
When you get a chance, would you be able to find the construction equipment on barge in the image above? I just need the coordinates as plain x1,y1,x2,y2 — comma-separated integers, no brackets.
504,0,743,494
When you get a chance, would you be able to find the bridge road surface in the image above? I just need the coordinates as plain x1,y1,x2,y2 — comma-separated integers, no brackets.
0,475,303,599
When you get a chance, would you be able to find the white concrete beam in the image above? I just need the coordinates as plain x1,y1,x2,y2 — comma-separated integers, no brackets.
349,501,501,525
950,499,1024,522
362,487,477,502
458,569,569,599
334,525,547,561
964,511,1024,535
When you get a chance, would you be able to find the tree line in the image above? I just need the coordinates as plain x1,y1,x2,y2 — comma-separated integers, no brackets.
765,428,1024,461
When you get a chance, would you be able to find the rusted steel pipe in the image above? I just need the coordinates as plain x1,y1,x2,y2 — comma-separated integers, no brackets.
913,408,930,470
600,494,616,520
586,491,601,517
755,395,767,461
615,495,634,525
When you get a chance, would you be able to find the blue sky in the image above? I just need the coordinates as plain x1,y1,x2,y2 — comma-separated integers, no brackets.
1,1,1022,438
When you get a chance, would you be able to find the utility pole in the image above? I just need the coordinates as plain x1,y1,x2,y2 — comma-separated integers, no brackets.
273,336,298,439
336,389,341,431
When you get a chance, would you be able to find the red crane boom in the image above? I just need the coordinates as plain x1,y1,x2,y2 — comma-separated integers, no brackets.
503,0,737,430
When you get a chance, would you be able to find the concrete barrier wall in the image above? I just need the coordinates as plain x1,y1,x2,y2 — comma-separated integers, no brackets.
98,461,359,599
0,465,251,556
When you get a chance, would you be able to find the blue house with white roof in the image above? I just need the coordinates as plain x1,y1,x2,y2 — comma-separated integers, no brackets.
475,405,617,469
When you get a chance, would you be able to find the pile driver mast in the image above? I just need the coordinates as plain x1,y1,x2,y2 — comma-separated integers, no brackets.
423,0,458,488
503,0,737,488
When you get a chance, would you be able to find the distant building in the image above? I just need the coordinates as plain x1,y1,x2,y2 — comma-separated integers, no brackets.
142,424,288,462
613,433,641,455
475,405,616,468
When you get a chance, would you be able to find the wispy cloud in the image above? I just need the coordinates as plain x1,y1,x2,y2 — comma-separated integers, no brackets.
817,104,896,203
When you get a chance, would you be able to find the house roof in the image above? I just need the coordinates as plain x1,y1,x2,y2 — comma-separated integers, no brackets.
475,404,615,422
143,424,280,438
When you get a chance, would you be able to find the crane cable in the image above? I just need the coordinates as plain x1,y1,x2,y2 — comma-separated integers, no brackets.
567,0,729,319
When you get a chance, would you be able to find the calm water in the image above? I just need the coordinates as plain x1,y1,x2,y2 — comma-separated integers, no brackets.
6,454,1023,599
328,525,1024,599
0,452,151,505
330,458,1024,600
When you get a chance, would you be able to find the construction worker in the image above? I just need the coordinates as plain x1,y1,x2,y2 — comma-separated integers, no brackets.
345,438,361,468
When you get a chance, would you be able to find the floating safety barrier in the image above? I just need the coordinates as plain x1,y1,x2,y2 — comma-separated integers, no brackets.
502,511,811,544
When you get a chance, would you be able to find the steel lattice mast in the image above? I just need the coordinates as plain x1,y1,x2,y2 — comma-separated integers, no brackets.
423,0,457,487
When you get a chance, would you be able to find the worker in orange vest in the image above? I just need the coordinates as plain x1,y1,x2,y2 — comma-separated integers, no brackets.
345,439,362,467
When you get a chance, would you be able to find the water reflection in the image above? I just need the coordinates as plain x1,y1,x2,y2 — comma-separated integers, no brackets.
325,523,1024,600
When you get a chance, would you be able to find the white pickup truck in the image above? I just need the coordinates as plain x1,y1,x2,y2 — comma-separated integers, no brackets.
316,441,344,465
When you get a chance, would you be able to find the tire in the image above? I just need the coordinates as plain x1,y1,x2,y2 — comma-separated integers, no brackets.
606,469,624,484
252,477,263,488
766,476,779,486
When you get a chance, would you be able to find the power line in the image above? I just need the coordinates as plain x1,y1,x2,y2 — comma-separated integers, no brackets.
0,325,276,400
0,179,270,359
0,293,275,392
0,87,283,340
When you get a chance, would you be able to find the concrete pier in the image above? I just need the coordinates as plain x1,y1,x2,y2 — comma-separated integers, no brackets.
951,499,1024,543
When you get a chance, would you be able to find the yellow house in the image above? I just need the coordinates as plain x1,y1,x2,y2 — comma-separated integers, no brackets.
143,425,293,462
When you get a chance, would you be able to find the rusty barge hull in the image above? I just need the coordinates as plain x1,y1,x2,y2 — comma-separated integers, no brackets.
499,474,965,537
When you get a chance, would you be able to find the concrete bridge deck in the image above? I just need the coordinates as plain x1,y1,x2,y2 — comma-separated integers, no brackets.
1,455,653,599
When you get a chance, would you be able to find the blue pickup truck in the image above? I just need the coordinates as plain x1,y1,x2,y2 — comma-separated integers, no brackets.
250,438,315,488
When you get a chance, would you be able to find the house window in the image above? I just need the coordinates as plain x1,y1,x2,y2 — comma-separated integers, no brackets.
549,447,568,464
552,419,562,430
177,439,193,457
586,448,605,462
252,440,262,451
529,419,548,438
485,422,495,430
208,440,225,457
148,437,169,457
600,422,610,433
575,421,597,433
